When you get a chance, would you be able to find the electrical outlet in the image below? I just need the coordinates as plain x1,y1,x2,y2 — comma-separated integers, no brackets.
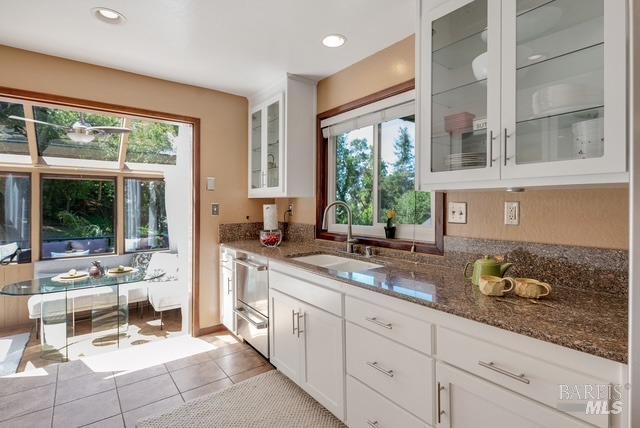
504,201,519,225
211,203,220,216
448,202,467,224
288,203,294,215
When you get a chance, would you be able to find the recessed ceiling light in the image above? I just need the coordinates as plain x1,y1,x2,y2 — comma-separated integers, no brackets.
528,53,546,61
322,34,346,48
92,7,126,24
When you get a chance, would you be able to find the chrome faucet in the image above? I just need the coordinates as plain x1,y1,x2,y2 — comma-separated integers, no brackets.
322,201,357,253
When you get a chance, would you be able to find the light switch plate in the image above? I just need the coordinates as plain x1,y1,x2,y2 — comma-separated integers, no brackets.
504,201,519,225
207,177,216,191
211,203,220,216
448,202,467,224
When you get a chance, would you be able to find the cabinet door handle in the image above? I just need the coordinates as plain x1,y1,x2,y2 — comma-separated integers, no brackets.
366,420,379,427
366,361,394,378
291,310,296,335
489,130,494,167
296,312,304,337
437,382,445,424
503,128,510,166
365,317,392,330
226,277,232,295
478,360,530,384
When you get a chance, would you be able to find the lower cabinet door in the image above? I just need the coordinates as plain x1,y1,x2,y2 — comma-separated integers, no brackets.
300,301,344,420
346,375,428,428
269,289,302,383
436,362,590,428
221,267,234,332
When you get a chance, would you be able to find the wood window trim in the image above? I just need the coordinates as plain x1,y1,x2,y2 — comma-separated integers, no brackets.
0,86,203,336
315,79,445,255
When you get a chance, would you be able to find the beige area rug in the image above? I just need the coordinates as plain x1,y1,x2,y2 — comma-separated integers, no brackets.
137,370,346,428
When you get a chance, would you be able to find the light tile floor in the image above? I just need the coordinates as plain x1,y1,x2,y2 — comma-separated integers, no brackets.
0,331,274,428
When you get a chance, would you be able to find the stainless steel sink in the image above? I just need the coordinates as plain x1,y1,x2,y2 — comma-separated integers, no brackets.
292,254,382,273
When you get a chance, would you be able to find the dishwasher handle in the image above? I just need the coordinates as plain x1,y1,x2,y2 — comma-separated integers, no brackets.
232,258,268,271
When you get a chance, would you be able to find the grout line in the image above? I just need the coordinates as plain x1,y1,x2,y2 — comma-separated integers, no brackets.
166,368,185,402
51,364,59,428
114,373,125,428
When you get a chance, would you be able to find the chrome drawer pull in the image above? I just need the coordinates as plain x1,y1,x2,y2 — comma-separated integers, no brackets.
478,361,530,384
365,317,392,330
367,361,394,378
366,420,379,427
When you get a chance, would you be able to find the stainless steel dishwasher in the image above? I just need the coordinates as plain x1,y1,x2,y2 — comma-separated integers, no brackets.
232,252,269,358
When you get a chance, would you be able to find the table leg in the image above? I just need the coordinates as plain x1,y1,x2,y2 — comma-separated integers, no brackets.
40,290,70,362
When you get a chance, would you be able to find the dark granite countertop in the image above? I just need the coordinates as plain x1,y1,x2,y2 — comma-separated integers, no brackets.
221,240,628,364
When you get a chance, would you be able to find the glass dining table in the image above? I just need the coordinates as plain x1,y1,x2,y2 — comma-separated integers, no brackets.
0,268,165,362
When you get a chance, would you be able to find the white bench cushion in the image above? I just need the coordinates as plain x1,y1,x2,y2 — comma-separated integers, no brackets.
149,285,184,312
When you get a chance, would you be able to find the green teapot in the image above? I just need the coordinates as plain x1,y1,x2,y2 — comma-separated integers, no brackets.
464,255,513,286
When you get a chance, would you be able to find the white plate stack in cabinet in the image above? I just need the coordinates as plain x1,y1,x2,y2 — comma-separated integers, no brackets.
248,74,316,198
416,0,628,191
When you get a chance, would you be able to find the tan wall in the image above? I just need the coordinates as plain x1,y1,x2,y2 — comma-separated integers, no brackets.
282,36,629,250
0,45,267,330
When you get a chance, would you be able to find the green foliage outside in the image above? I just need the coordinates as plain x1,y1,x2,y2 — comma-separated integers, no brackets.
335,134,374,225
379,123,431,225
0,102,28,154
335,119,431,227
126,120,178,164
41,179,116,240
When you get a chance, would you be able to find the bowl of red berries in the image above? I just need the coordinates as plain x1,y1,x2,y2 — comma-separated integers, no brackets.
260,230,282,247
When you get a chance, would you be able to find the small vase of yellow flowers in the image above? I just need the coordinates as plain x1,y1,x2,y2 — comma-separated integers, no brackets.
384,209,397,239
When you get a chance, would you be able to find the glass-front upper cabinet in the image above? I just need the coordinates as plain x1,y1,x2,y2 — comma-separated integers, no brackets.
420,0,502,186
419,0,627,190
248,93,283,197
501,0,626,179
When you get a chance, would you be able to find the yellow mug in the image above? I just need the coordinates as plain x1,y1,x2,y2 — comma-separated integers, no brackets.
478,275,515,297
514,278,552,299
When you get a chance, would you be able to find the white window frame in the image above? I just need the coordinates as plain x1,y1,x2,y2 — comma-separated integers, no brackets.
323,91,435,243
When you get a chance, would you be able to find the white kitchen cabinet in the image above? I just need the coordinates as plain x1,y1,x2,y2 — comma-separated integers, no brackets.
299,300,344,418
220,248,235,333
269,289,302,383
248,74,316,198
435,362,589,428
269,289,345,419
221,266,235,333
418,0,628,190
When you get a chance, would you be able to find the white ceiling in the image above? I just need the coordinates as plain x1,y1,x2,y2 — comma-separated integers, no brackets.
0,0,416,97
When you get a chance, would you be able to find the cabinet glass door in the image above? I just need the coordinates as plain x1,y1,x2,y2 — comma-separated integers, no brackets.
511,0,604,166
250,109,262,189
430,0,491,173
266,100,280,188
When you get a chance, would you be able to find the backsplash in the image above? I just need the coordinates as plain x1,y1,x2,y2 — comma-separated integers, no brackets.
219,222,628,296
219,222,315,243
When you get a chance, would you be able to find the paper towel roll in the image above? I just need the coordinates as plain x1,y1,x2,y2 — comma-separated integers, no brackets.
263,204,278,231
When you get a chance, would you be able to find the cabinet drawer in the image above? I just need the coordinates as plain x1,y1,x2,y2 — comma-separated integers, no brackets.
346,296,432,354
346,322,433,423
269,269,342,316
437,327,610,428
346,375,429,428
